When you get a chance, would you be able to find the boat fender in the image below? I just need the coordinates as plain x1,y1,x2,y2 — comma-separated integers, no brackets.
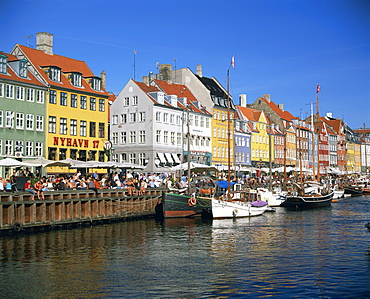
188,197,197,207
230,193,234,199
233,209,238,217
13,223,22,232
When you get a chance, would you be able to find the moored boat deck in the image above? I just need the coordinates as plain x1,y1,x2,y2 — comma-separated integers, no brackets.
0,188,164,232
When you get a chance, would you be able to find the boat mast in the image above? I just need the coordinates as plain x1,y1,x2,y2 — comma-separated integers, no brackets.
310,103,316,181
187,104,191,196
316,84,321,181
227,69,231,199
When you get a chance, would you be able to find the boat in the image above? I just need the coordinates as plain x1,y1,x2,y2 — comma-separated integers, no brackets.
344,185,363,196
257,187,287,207
365,222,370,230
161,177,214,218
361,188,370,195
281,191,334,209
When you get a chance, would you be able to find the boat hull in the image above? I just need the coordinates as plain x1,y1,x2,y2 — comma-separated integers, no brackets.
162,192,210,218
344,186,363,196
281,192,334,209
211,199,268,218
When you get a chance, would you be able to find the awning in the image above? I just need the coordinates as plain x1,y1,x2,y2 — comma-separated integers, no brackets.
172,153,181,164
165,153,174,163
157,153,166,163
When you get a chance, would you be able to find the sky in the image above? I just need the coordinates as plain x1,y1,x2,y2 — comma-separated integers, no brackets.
2,0,369,129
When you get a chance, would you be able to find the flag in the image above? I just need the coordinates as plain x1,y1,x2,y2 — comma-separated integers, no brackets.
231,56,235,69
316,84,321,93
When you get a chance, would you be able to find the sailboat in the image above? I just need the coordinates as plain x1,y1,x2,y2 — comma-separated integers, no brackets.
210,67,268,219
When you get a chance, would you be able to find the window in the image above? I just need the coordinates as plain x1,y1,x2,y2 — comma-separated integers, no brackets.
80,121,86,136
26,114,34,130
0,55,7,74
0,83,3,97
163,113,168,123
5,140,13,155
170,114,174,124
49,116,56,133
129,113,136,123
25,141,33,156
59,148,67,160
130,131,136,143
16,86,25,100
89,122,96,137
177,133,181,145
156,130,161,143
27,88,34,102
49,67,61,82
6,84,14,98
99,99,105,111
16,113,24,129
49,90,56,104
36,115,43,131
71,72,82,87
120,153,127,163
176,115,181,125
164,131,168,144
120,114,127,123
6,111,14,128
91,77,101,91
70,119,77,135
36,90,44,103
98,123,105,138
0,110,3,127
139,153,146,165
195,115,199,126
156,112,161,122
124,97,129,106
35,142,43,157
139,130,145,143
120,132,127,144
71,94,77,108
48,147,57,160
19,60,28,78
80,96,87,109
139,112,145,122
171,132,175,145
90,97,96,110
60,92,67,106
112,115,118,125
60,118,67,134
129,153,136,164
112,132,118,144
132,96,138,105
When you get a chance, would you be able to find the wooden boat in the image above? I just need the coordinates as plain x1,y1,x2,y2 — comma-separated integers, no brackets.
344,185,363,196
281,191,334,209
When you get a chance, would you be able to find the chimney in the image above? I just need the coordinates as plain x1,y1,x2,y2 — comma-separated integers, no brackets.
196,64,202,77
326,112,333,118
263,94,270,102
159,64,172,83
278,103,284,111
36,32,53,55
239,94,247,107
100,70,106,90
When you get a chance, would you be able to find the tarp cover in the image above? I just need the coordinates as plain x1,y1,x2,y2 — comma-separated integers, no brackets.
216,181,236,189
250,200,268,207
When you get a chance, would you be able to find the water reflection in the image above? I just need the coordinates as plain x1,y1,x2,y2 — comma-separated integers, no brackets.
0,196,369,298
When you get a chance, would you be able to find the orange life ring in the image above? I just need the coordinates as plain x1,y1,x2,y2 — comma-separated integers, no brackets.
188,197,197,207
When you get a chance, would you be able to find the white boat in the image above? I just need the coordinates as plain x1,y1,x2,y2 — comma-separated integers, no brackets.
211,197,268,219
257,187,286,207
332,184,344,199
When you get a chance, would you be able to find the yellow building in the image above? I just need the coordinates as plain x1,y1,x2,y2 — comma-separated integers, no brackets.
346,142,355,172
12,33,109,174
354,143,361,172
237,107,272,167
285,125,297,167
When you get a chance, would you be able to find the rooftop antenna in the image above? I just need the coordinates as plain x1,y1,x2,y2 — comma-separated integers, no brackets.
133,50,137,81
22,35,33,47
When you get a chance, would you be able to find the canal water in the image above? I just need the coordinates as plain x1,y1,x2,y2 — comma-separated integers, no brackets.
1,195,370,298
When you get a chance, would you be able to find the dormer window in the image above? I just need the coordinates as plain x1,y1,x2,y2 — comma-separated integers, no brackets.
48,67,61,82
90,77,101,91
0,55,7,74
19,60,28,78
70,72,82,87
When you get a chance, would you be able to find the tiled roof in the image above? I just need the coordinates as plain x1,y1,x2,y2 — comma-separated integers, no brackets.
16,45,108,96
260,97,295,122
0,52,46,87
237,105,263,122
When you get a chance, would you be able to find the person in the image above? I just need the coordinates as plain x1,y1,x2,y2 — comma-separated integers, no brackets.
55,177,66,190
10,171,17,192
87,177,100,196
24,180,35,200
126,178,136,196
33,180,44,200
4,179,12,192
138,179,147,195
0,177,4,192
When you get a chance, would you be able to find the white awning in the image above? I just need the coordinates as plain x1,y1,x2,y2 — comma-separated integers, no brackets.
157,153,166,163
165,153,174,163
172,153,181,164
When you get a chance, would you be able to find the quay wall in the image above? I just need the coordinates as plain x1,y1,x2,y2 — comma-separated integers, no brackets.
0,188,164,232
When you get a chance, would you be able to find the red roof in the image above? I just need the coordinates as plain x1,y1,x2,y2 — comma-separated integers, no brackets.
0,52,46,87
16,45,108,96
260,97,295,122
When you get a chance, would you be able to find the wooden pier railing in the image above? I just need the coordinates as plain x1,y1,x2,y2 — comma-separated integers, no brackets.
0,188,164,232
